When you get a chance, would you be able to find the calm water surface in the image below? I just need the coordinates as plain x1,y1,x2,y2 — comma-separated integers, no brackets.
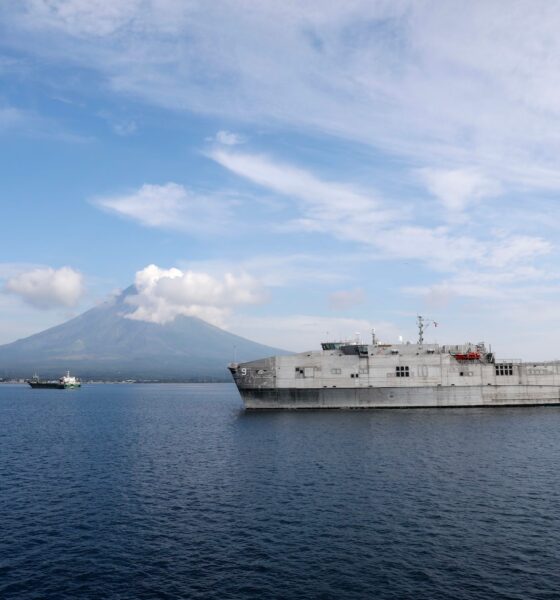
1,383,560,599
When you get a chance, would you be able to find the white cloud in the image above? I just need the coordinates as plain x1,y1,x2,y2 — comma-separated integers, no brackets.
210,149,383,215
419,168,502,214
215,130,245,146
94,182,232,233
125,264,266,326
4,266,84,309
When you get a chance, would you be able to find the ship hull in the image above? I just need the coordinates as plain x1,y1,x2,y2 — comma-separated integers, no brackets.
28,382,65,389
28,382,81,389
238,385,560,409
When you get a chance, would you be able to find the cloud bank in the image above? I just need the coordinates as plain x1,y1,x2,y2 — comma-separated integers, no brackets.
4,266,84,309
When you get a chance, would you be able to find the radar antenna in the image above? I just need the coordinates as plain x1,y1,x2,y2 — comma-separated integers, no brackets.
417,315,438,345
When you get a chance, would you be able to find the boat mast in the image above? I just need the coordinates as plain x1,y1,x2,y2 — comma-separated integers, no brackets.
417,315,438,345
417,315,425,345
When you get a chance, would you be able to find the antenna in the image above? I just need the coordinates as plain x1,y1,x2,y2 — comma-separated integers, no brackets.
417,315,439,345
417,315,424,345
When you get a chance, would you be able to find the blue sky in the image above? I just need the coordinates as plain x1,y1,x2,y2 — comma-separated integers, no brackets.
1,1,560,358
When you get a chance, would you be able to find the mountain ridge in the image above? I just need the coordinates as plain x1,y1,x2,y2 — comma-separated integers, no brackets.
0,287,287,380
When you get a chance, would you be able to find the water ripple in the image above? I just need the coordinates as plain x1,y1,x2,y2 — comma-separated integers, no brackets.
1,384,560,599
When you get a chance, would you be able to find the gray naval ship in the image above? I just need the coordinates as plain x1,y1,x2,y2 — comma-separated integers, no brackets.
228,316,560,409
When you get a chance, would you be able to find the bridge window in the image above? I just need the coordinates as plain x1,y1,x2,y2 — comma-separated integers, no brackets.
496,364,513,376
330,368,342,375
296,367,316,377
396,366,410,377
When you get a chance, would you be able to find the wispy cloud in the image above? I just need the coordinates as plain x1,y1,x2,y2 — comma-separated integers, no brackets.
209,149,382,212
182,254,355,287
213,130,245,146
0,106,27,130
0,101,92,142
12,0,143,37
94,182,234,233
418,168,502,217
6,2,560,188
209,148,552,272
209,148,396,239
0,104,52,136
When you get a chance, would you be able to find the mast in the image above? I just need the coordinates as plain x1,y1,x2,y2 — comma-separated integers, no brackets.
417,315,438,345
417,315,424,345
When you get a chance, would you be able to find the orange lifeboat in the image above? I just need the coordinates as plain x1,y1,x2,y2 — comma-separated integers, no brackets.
452,352,481,361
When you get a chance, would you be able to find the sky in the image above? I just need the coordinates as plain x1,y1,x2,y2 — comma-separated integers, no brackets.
1,1,560,358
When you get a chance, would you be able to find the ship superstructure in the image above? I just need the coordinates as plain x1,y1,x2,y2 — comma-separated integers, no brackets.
228,317,560,409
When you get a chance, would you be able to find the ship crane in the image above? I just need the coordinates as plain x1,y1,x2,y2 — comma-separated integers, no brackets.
417,315,438,345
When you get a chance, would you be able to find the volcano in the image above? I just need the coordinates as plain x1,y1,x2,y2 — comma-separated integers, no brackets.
0,287,286,381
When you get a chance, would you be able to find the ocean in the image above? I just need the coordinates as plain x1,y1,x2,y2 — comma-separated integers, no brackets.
1,383,559,599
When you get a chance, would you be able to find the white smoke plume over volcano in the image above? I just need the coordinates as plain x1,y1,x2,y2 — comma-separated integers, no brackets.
126,264,266,326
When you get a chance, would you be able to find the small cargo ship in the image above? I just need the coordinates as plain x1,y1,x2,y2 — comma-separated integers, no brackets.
28,371,81,389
